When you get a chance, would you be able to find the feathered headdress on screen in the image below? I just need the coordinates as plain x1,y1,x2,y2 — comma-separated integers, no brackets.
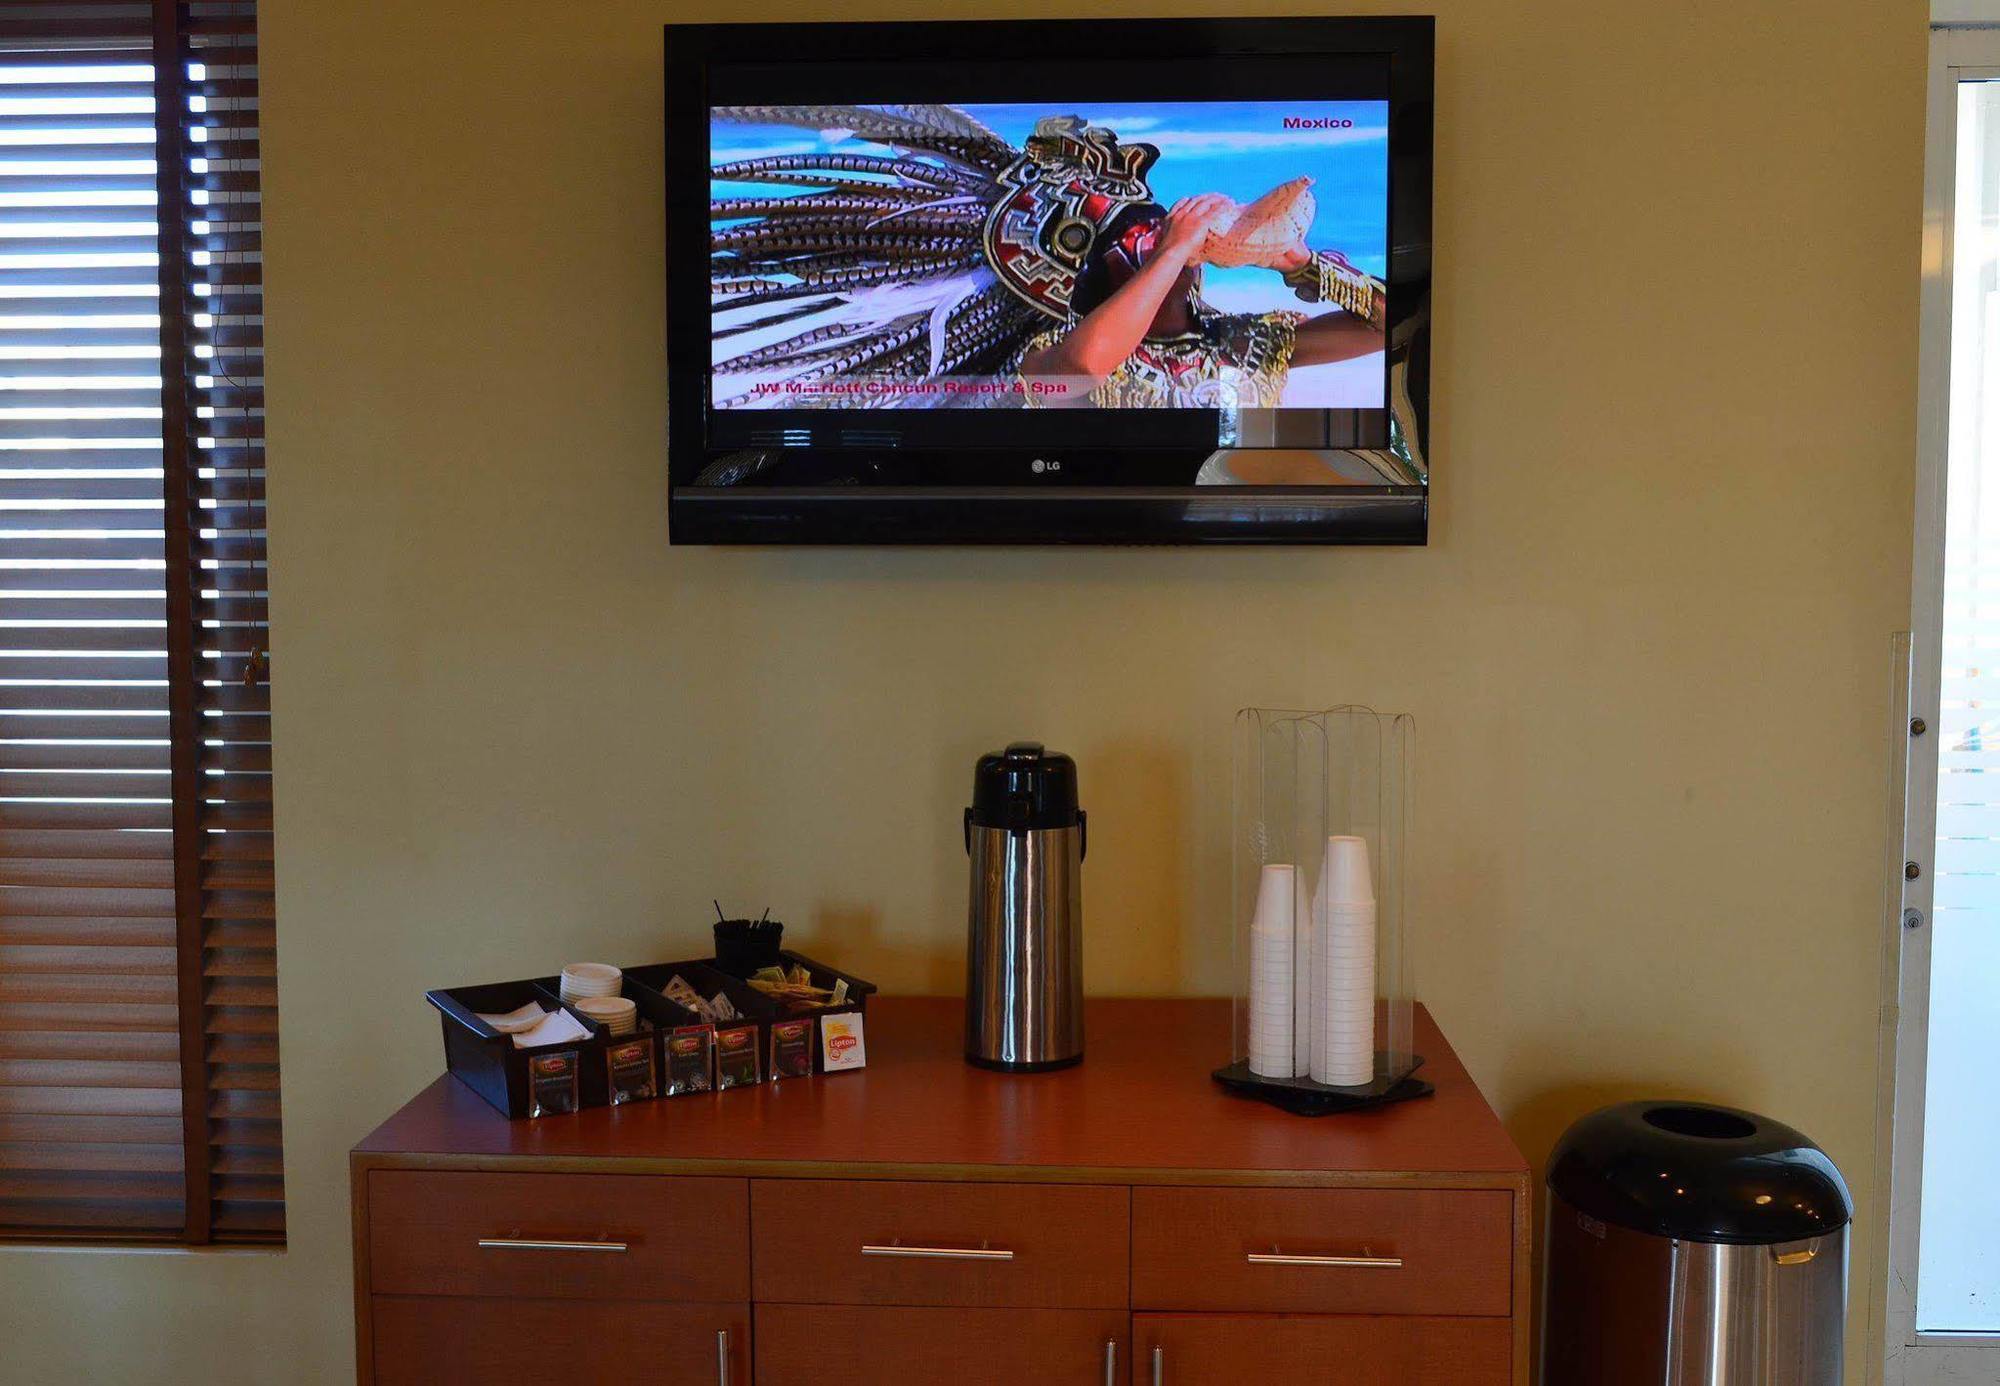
709,105,1160,407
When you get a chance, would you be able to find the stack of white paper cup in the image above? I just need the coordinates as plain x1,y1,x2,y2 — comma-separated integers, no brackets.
1310,835,1376,1088
575,995,638,1036
1292,868,1313,1076
560,963,622,1007
1247,864,1298,1077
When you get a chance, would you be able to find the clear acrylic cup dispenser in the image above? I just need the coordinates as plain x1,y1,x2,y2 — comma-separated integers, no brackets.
1216,706,1428,1115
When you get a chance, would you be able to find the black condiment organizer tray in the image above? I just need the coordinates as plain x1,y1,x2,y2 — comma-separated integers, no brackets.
709,949,879,1073
525,973,700,1107
747,949,879,1014
426,950,874,1118
625,959,772,1030
425,978,614,1119
623,959,776,1093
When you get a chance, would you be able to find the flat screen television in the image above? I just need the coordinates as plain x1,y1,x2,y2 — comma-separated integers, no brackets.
665,17,1433,544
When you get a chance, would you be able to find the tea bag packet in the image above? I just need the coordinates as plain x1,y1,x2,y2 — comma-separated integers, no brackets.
747,964,834,1010
819,1011,866,1072
709,992,738,1024
715,1023,762,1088
527,1050,580,1117
661,973,709,1018
605,1036,657,1104
769,1017,815,1080
663,1025,715,1095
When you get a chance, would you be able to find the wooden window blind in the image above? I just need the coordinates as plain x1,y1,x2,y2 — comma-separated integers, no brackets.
0,0,278,1245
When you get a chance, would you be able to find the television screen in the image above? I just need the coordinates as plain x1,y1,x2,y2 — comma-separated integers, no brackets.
710,100,1390,416
667,19,1433,544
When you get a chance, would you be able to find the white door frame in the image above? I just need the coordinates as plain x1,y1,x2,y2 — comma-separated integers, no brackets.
1886,23,2000,1384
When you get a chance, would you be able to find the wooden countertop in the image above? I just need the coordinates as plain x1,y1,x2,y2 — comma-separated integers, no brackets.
353,998,1525,1187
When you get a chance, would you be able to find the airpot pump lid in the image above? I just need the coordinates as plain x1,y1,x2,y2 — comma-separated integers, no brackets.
969,742,1080,831
1546,1100,1852,1245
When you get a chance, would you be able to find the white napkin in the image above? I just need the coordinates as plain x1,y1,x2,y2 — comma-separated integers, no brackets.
474,1001,549,1035
512,1008,591,1050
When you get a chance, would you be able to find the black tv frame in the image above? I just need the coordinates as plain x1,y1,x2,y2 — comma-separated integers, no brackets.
666,16,1434,546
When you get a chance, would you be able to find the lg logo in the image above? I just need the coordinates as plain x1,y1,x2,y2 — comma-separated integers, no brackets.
1031,458,1061,474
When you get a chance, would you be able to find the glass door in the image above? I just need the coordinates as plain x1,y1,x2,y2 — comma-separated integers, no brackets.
1891,24,2000,1384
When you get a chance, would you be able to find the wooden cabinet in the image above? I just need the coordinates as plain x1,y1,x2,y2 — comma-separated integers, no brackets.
1131,1312,1513,1385
352,999,1530,1385
370,1297,748,1385
1131,1186,1513,1316
367,1170,747,1302
756,1306,1128,1385
752,1178,1129,1308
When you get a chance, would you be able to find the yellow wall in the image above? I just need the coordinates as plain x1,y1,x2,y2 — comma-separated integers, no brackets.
0,0,1925,1380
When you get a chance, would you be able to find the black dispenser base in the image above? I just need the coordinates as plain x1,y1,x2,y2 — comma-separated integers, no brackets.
1212,1054,1433,1117
967,1051,1082,1074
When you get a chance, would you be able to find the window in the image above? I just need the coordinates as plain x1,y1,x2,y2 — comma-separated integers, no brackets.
1892,23,2000,1381
0,1,278,1244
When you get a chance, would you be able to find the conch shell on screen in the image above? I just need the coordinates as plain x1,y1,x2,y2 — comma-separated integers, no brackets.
1203,177,1317,268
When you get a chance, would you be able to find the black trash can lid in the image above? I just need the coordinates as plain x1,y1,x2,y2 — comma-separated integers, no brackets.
1546,1101,1852,1245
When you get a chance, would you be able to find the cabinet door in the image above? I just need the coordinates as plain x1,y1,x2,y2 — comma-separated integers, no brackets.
371,1296,748,1385
1132,1313,1510,1385
755,1304,1128,1386
753,1178,1130,1307
1131,1186,1513,1316
368,1170,748,1302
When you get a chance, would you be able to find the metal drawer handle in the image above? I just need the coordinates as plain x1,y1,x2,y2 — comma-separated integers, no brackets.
1247,1249,1403,1269
1103,1339,1116,1386
861,1240,1013,1261
1151,1344,1164,1386
476,1237,629,1253
716,1328,730,1385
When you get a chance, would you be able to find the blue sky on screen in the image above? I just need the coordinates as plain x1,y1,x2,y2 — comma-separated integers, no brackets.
710,100,1390,281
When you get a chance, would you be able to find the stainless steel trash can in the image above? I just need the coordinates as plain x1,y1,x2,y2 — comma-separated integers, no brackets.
1540,1101,1852,1385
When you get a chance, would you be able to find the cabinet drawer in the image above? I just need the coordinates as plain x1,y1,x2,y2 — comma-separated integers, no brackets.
752,1179,1128,1308
367,1170,747,1302
371,1296,747,1386
1131,1186,1511,1316
756,1305,1129,1385
1132,1312,1511,1385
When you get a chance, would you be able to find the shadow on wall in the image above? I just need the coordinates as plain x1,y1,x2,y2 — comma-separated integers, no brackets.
795,902,963,992
809,731,1196,995
1083,737,1192,991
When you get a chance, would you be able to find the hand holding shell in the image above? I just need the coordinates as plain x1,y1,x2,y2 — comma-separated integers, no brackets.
1201,177,1317,269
